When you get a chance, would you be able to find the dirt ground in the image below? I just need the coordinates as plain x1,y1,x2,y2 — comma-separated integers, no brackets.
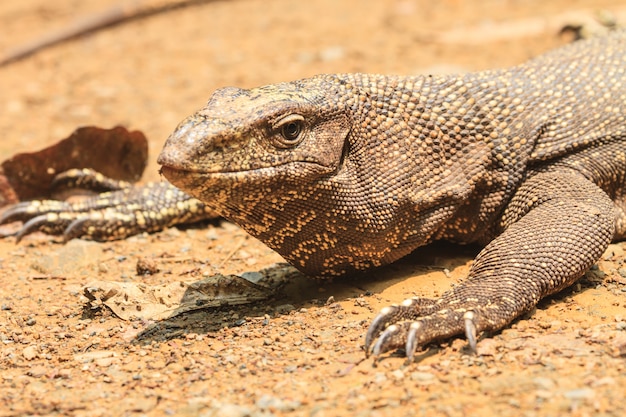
2,0,626,416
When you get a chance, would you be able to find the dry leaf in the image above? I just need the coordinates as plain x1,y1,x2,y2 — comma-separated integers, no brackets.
0,126,148,206
83,264,298,320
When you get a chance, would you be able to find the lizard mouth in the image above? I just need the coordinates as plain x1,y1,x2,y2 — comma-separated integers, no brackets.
159,161,334,195
158,164,231,191
160,160,329,178
158,164,189,183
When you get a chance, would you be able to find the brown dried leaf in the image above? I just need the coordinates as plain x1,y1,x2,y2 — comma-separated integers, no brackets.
0,126,148,206
83,264,297,321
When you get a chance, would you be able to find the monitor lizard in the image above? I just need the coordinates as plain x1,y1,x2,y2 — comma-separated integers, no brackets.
2,31,626,361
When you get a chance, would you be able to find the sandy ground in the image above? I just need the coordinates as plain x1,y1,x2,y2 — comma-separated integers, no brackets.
1,0,626,416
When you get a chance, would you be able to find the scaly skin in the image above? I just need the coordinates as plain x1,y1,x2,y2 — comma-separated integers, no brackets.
4,32,626,359
158,32,625,359
0,169,214,242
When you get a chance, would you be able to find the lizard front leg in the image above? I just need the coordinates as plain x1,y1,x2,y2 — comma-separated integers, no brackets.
0,169,217,241
365,169,615,361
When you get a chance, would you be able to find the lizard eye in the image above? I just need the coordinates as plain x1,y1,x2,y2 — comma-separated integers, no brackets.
274,114,305,147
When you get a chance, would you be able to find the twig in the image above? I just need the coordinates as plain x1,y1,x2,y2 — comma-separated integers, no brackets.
0,0,212,67
218,236,247,268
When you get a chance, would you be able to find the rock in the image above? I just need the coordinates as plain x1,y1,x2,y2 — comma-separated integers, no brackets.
136,257,159,275
211,403,252,417
275,304,295,314
30,239,103,277
27,365,47,378
564,388,595,400
22,345,38,360
410,371,436,383
74,350,116,363
533,377,556,390
391,369,405,380
256,394,300,412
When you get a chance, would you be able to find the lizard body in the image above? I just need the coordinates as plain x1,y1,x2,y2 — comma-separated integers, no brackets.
4,32,626,359
159,32,626,357
161,33,626,277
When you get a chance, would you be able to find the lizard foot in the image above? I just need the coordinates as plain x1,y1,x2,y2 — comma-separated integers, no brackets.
50,168,132,193
364,298,481,362
1,201,140,242
0,168,130,241
1,170,216,242
1,201,74,242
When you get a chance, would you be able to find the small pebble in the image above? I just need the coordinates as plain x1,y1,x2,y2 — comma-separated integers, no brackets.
411,371,436,383
391,369,405,380
27,365,47,378
136,257,159,275
533,377,556,390
275,304,295,314
22,345,38,360
213,403,252,417
564,388,595,400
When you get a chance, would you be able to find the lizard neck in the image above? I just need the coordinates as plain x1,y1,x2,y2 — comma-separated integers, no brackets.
327,72,519,245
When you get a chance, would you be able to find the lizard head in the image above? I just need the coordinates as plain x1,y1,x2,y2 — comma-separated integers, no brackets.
158,76,366,276
158,76,351,183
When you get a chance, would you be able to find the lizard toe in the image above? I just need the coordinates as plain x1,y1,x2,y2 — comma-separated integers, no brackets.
369,320,429,361
16,213,72,242
64,211,137,241
366,304,487,360
404,314,477,361
0,202,33,225
51,168,131,193
364,297,437,355
464,311,478,353
0,200,70,225
405,321,423,361
63,217,94,241
370,323,410,359
365,306,398,355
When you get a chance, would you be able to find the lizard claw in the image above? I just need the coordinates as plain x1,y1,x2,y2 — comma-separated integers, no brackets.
50,168,131,192
370,324,403,358
364,306,397,356
464,311,478,353
368,320,426,362
0,202,31,225
364,297,437,357
0,200,70,225
365,296,484,361
16,214,72,243
405,321,422,361
63,215,133,242
63,217,92,242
